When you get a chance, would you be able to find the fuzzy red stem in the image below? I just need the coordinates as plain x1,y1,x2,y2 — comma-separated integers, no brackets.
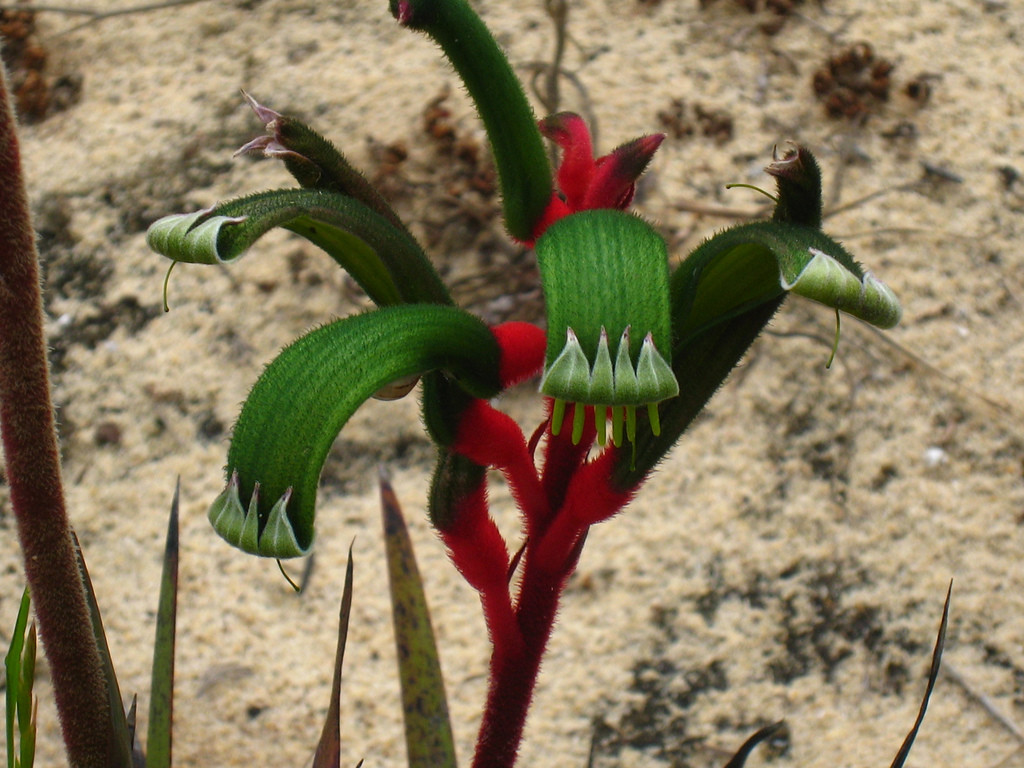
0,65,118,767
538,401,594,531
534,447,635,570
439,476,524,661
472,440,636,768
453,399,551,539
472,549,565,768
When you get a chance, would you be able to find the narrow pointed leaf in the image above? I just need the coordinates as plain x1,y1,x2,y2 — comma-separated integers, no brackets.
147,189,451,306
380,471,457,768
215,304,501,557
722,722,786,768
5,588,32,768
312,543,355,768
20,625,36,768
70,532,135,768
889,582,951,768
146,480,180,768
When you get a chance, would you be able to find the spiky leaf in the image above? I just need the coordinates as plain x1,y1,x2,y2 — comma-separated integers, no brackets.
380,472,457,768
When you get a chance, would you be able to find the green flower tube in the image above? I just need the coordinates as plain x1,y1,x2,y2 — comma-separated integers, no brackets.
536,210,678,446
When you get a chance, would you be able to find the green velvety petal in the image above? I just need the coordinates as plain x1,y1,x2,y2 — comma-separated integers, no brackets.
672,221,901,350
214,304,501,557
147,188,451,306
537,211,677,413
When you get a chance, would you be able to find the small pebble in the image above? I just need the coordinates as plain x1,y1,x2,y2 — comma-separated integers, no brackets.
93,421,122,446
923,446,947,467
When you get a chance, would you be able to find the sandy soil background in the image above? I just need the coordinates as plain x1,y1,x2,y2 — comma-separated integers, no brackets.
2,0,1024,766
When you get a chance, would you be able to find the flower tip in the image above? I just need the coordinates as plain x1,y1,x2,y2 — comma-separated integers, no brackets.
240,89,282,126
538,112,590,148
640,132,666,155
766,143,800,174
233,135,273,158
583,134,664,209
611,133,664,175
392,0,414,24
765,143,824,227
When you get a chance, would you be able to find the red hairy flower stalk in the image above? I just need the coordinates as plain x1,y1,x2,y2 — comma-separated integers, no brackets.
0,65,117,766
459,327,646,768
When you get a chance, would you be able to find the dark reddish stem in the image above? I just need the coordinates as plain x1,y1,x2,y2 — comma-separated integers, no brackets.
472,547,566,768
470,430,638,768
0,66,118,766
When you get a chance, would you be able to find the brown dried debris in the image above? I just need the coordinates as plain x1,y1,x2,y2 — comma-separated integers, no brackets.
1,7,50,121
699,0,816,35
1,6,82,122
812,42,895,120
656,98,734,144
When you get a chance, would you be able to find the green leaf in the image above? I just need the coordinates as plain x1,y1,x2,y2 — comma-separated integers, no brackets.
70,533,135,768
146,480,179,768
392,0,551,241
379,471,457,768
212,304,502,558
146,189,451,307
5,588,33,768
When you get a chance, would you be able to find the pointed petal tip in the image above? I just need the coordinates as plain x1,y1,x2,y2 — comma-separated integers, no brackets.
392,0,414,24
240,89,282,125
584,135,663,209
765,143,810,181
609,132,664,173
538,111,589,147
234,135,274,157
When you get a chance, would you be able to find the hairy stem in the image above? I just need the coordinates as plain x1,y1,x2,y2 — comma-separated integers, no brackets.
473,559,564,768
0,65,117,767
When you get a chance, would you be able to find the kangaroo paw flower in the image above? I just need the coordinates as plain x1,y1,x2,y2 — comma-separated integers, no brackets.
536,210,677,447
529,112,664,242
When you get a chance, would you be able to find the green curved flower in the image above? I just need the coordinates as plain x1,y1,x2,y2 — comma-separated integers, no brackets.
146,1,901,559
536,210,678,446
201,304,503,557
